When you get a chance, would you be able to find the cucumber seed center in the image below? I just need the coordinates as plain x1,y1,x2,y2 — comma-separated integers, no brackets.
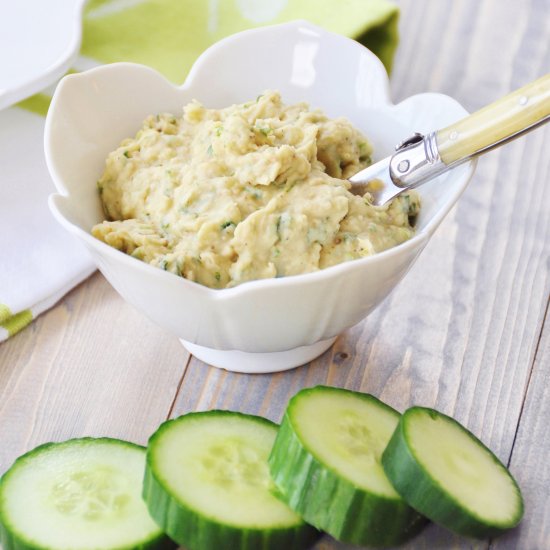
199,439,269,489
338,412,385,462
50,468,130,520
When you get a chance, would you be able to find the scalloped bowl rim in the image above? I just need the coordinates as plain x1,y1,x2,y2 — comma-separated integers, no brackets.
45,20,475,301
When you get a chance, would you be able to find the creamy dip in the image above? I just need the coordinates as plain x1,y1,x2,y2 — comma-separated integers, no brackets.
92,91,419,289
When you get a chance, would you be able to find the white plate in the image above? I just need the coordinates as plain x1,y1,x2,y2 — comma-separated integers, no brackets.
0,0,86,110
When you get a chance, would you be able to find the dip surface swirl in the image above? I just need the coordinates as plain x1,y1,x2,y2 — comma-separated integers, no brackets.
92,91,420,289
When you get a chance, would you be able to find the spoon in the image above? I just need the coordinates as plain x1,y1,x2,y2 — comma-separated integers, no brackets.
351,73,550,205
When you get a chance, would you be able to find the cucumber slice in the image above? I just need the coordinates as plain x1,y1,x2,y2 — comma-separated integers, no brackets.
143,410,320,550
382,407,524,539
268,386,426,547
0,437,173,550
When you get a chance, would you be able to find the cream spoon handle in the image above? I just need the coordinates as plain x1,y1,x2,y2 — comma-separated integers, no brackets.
436,73,550,165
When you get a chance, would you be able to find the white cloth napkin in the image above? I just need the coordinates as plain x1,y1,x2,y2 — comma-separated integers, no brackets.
0,107,95,342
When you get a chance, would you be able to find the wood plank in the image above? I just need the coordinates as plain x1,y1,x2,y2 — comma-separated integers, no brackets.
170,0,550,548
0,272,189,474
492,301,550,549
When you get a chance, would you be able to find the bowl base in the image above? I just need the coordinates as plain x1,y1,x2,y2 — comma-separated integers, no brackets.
179,337,337,373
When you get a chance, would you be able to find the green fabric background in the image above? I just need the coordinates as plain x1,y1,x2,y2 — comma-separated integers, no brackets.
82,0,399,82
19,0,398,117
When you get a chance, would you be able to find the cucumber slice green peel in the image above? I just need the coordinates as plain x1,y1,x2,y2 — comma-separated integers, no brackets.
0,437,174,550
143,410,320,550
381,407,524,539
268,386,427,547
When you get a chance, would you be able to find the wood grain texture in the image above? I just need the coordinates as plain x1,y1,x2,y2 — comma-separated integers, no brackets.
0,0,548,549
492,300,550,550
0,273,189,473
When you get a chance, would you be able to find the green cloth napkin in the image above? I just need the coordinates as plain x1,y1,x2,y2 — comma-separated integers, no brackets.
82,0,399,79
20,0,398,117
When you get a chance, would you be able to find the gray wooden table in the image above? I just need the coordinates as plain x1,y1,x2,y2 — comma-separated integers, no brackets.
0,0,548,548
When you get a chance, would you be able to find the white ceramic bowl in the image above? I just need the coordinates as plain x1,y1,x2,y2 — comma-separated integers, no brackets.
45,21,475,373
